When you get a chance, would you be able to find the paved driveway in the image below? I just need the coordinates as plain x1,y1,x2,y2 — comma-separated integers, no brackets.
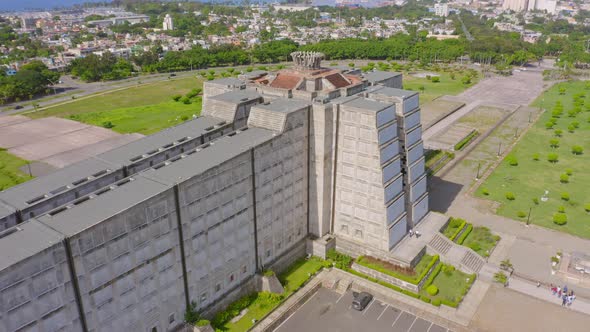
276,288,450,332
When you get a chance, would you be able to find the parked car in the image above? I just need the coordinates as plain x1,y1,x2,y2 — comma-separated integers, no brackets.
352,292,373,311
14,105,23,110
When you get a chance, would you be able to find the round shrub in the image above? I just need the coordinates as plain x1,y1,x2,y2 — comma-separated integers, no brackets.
426,285,439,296
482,188,490,196
572,145,584,155
532,197,539,205
572,121,580,128
549,139,559,148
585,203,590,212
561,192,570,201
508,157,518,166
568,124,576,133
517,211,527,218
553,213,567,225
420,295,431,303
469,242,481,252
566,168,573,175
545,121,554,129
558,206,566,213
554,129,563,137
547,153,559,163
560,174,569,183
432,299,441,306
505,192,516,200
532,153,540,161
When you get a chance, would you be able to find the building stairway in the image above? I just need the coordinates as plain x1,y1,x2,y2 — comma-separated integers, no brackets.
427,233,487,274
427,233,453,255
461,250,485,273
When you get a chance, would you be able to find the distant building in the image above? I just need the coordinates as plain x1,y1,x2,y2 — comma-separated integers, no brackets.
87,15,149,27
503,0,528,11
503,0,556,13
434,3,449,17
163,14,174,31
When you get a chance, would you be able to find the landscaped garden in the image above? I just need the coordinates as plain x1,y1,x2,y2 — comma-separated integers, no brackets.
476,81,590,238
356,254,438,284
403,70,479,103
0,149,33,190
441,217,500,258
419,263,475,307
425,149,455,176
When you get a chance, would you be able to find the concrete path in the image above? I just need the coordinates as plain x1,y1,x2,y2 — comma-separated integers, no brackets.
508,277,590,315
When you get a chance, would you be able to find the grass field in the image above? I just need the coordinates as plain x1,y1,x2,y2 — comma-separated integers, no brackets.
422,264,473,305
0,150,33,190
25,76,203,135
476,81,590,238
403,71,478,103
461,227,500,258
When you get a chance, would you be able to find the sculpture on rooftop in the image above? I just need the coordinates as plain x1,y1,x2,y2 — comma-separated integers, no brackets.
290,51,324,70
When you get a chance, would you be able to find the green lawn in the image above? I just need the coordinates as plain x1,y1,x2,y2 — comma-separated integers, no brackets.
67,99,202,135
476,81,590,238
218,257,326,332
23,76,204,135
461,226,500,258
421,264,474,305
403,71,478,103
0,150,33,190
441,217,466,240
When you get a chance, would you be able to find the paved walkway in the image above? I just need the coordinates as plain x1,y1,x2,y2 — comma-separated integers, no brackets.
508,277,590,315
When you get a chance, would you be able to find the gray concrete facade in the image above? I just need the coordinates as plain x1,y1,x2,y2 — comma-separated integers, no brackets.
0,55,428,331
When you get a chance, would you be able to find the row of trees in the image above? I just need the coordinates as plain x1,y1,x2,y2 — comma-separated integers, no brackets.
0,61,60,103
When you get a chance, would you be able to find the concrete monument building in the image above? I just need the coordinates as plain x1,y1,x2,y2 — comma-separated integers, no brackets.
0,52,428,332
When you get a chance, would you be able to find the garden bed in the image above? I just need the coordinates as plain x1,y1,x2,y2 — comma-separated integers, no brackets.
461,226,500,258
419,263,476,307
355,254,438,285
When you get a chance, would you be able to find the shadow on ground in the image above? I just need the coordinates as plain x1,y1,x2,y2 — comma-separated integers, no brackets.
428,176,463,213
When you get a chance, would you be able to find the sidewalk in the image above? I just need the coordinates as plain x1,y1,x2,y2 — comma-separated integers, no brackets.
508,277,590,315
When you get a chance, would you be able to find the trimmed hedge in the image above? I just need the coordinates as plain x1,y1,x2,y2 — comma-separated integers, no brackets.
456,224,473,245
422,262,442,288
432,299,441,307
454,131,478,151
447,218,467,241
420,295,431,303
346,268,422,299
356,254,440,285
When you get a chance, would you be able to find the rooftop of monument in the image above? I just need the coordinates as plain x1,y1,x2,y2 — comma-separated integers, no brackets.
366,85,418,99
255,98,310,114
209,89,261,103
342,97,392,112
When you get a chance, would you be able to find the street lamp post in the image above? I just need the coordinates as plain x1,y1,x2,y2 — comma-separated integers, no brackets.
497,142,502,156
526,207,532,226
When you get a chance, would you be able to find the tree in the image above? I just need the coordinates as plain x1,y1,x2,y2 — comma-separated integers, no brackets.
494,271,508,285
554,129,563,137
431,76,440,83
553,213,567,225
547,153,559,163
549,139,559,148
500,259,513,271
572,145,584,155
560,174,569,183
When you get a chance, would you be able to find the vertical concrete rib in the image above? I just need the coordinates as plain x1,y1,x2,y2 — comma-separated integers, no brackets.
173,184,191,309
249,149,260,272
330,106,341,234
306,106,311,235
63,238,89,332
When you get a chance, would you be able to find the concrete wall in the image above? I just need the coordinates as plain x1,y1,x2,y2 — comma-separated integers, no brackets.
0,241,81,332
69,189,186,332
351,263,419,292
176,151,257,312
254,108,309,268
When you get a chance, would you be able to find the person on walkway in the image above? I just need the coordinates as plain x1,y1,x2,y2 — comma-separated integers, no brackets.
563,285,568,294
551,284,556,295
562,294,567,306
409,229,414,237
557,286,562,298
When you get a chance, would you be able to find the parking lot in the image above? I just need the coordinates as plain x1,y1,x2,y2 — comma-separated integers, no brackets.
275,288,451,332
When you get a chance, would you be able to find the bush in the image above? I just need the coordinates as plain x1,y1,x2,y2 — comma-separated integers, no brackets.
566,168,573,175
568,124,575,133
532,153,540,161
560,174,569,183
494,271,508,284
420,295,431,303
549,139,559,148
558,206,565,213
263,270,275,277
422,263,442,288
532,197,539,205
326,249,352,269
172,94,182,102
554,129,563,137
561,192,570,201
426,285,439,296
431,76,440,83
551,110,562,118
505,192,516,200
517,211,527,218
468,242,481,252
196,320,210,327
572,121,580,128
545,121,554,129
181,115,189,121
585,203,590,212
572,145,584,155
432,299,441,307
553,213,567,225
186,88,202,99
356,255,439,285
181,96,192,104
508,156,518,166
547,153,559,163
482,188,490,196
102,121,114,129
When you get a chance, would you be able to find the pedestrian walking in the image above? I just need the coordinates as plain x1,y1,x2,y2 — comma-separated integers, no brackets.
562,294,567,306
563,285,568,294
551,284,557,295
558,287,562,298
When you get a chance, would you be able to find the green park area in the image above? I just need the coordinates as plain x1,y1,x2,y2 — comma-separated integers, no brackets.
26,76,204,135
476,81,590,238
0,149,33,190
419,264,475,307
442,218,500,258
403,70,478,103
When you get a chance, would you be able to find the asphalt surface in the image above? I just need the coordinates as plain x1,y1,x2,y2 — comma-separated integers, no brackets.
275,288,450,332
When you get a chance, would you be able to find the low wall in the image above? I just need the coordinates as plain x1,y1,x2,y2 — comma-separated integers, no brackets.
351,263,420,292
336,236,410,267
266,238,308,275
199,275,259,319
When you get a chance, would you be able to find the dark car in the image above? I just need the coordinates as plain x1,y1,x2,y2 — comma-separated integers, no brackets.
352,292,373,311
14,105,23,110
169,73,177,77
